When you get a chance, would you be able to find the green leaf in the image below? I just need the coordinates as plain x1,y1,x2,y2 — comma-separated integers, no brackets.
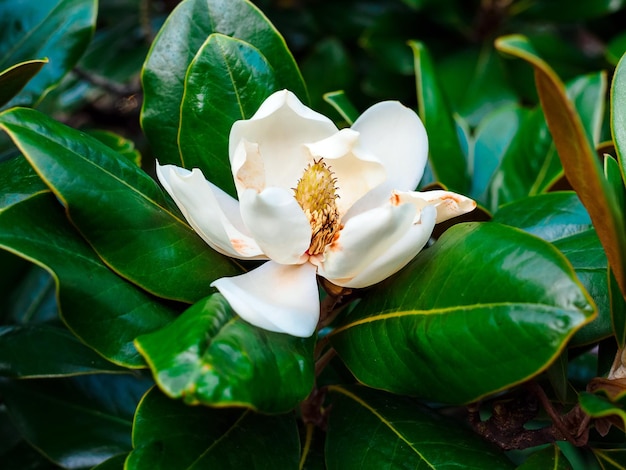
127,387,300,469
0,193,176,367
0,155,48,211
0,374,151,469
92,454,127,470
496,35,626,301
579,391,626,426
323,90,359,125
141,0,306,168
0,324,125,377
517,445,572,470
592,448,626,469
326,386,513,469
0,59,47,108
3,264,57,325
612,50,626,186
330,222,595,404
178,33,278,196
0,107,241,303
135,294,315,413
409,40,468,193
86,129,141,166
493,192,610,345
0,0,96,107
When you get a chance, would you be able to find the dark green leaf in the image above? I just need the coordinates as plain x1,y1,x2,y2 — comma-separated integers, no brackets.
126,387,300,469
135,293,315,413
496,35,626,302
0,0,96,107
0,324,125,377
323,90,359,125
517,445,572,469
0,374,150,469
326,386,513,469
0,59,47,108
0,155,48,211
178,33,278,196
0,193,175,367
330,222,595,404
4,264,57,325
493,193,610,345
86,129,141,166
0,107,241,302
409,40,468,193
141,0,306,168
91,454,127,470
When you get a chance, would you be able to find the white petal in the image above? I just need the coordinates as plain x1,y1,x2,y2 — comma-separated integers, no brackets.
229,90,337,193
156,163,265,259
211,261,320,337
304,129,386,216
316,202,435,288
352,101,428,191
239,187,311,265
392,189,476,223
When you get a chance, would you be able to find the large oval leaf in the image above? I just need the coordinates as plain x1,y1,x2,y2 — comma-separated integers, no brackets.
126,387,300,469
326,386,513,469
0,107,242,303
495,34,626,302
0,0,96,107
0,193,176,367
141,0,306,169
178,33,278,196
0,374,150,469
330,222,595,404
135,294,315,413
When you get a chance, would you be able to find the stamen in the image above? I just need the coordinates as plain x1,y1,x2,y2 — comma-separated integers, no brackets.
294,159,340,255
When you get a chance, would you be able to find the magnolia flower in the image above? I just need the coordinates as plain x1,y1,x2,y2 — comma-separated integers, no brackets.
157,90,475,337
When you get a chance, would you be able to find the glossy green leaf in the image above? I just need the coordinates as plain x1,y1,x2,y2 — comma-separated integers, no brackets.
127,387,300,469
493,192,610,345
612,51,626,185
135,294,315,413
496,35,626,301
0,193,176,367
579,391,626,426
0,107,241,302
0,324,125,377
0,374,150,469
326,386,513,469
330,222,595,404
141,0,306,168
0,0,96,107
0,59,47,108
0,155,48,211
86,129,141,166
592,449,626,469
517,445,572,470
323,90,359,125
410,40,468,193
178,33,278,196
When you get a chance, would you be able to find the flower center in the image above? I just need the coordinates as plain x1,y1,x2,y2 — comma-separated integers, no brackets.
294,159,340,255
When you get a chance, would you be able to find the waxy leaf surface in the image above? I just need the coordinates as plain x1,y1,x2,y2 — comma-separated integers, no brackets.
330,222,595,404
325,386,513,469
126,387,300,469
0,107,241,303
0,59,47,108
0,193,175,367
141,0,306,170
135,294,315,413
178,33,278,196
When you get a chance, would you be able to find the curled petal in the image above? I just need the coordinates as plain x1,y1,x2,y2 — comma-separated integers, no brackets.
316,202,436,288
229,90,337,192
156,163,265,259
352,101,428,193
239,187,311,265
392,189,476,223
304,129,386,216
211,261,320,337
